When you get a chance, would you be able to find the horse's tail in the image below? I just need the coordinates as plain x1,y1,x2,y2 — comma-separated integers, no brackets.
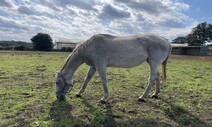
162,56,169,84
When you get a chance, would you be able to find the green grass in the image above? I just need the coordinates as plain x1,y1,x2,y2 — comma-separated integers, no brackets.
0,51,212,127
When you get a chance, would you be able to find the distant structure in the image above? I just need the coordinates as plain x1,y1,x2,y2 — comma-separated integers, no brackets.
171,44,209,56
54,38,83,49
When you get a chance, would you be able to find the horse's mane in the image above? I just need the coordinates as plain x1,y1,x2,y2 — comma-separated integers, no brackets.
61,45,80,71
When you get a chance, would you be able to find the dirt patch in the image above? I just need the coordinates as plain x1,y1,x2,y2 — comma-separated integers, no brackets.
13,102,45,127
170,55,212,61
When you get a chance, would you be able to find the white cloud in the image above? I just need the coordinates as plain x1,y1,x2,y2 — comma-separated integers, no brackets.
157,21,199,40
0,0,196,42
98,4,130,19
18,5,36,15
0,0,16,8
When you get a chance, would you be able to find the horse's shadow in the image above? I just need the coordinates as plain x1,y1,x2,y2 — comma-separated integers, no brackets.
49,100,70,120
147,98,210,127
49,97,209,127
49,99,117,127
81,100,117,127
49,100,81,126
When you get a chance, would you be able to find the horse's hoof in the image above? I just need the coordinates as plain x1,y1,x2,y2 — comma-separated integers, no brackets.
99,100,108,104
75,94,82,98
138,98,146,102
151,95,159,99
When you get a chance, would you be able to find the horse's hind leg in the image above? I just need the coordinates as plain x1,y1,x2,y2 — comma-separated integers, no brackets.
139,62,159,102
152,72,160,98
76,66,96,98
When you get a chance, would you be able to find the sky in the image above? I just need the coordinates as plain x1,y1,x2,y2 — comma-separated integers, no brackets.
0,0,212,42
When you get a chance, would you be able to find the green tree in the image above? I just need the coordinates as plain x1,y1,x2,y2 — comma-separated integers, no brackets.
31,33,53,51
172,36,187,44
172,22,212,46
187,22,212,46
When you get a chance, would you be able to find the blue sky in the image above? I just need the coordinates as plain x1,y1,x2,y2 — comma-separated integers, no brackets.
0,0,211,42
183,0,212,22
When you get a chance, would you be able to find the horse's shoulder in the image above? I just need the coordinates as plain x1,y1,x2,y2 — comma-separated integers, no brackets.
93,34,115,41
96,34,115,37
86,34,115,45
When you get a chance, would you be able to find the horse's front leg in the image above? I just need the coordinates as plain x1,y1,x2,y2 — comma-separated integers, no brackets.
76,66,96,98
96,65,109,104
139,63,159,102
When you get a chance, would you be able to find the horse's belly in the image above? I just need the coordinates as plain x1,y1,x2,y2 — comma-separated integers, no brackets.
107,55,147,68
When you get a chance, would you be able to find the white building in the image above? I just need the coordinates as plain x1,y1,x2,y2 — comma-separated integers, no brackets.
54,38,82,49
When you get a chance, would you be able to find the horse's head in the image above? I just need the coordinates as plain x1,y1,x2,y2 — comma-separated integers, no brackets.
55,71,73,100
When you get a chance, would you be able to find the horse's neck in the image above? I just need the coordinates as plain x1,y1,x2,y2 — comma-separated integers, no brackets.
61,51,83,82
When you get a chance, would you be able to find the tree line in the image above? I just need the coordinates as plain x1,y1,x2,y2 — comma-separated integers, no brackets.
0,33,74,52
172,22,212,46
0,33,53,51
30,22,212,51
1,22,211,51
0,41,32,50
30,33,74,52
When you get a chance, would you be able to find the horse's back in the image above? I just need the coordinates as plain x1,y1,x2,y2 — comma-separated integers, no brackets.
80,34,171,67
92,35,148,67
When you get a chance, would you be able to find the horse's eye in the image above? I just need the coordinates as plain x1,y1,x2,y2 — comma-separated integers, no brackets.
56,81,60,84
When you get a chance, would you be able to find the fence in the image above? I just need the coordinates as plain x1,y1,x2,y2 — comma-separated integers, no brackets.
171,46,210,56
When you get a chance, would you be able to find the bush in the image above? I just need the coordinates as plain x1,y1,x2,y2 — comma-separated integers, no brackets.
31,33,53,51
61,47,73,52
14,46,25,51
3,47,13,50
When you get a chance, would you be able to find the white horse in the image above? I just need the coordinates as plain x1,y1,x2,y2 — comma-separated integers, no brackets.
55,34,171,103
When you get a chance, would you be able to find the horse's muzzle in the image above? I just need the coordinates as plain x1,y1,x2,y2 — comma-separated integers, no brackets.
56,94,66,100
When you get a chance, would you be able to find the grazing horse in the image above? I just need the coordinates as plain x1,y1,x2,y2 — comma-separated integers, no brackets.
55,34,171,103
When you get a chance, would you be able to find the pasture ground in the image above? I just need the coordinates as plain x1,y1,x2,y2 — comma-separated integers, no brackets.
0,51,212,127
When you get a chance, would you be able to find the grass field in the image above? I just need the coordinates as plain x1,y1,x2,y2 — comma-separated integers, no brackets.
0,51,212,127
